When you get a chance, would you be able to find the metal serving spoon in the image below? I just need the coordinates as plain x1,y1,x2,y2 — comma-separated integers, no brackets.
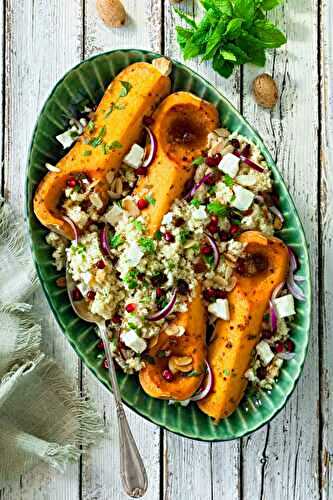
66,265,148,498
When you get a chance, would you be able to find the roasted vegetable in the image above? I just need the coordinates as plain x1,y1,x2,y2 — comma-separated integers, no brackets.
198,231,289,421
34,62,171,239
134,91,219,235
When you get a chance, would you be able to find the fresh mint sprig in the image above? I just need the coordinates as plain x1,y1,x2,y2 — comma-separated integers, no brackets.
174,0,286,78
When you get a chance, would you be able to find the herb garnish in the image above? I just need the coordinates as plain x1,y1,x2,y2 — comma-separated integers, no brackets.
207,200,228,217
192,156,204,166
119,80,133,97
145,194,156,206
223,174,234,187
82,150,92,157
109,233,123,248
190,198,201,208
89,125,106,147
174,0,286,78
138,237,155,254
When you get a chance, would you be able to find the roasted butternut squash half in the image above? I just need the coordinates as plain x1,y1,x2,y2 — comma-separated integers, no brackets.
198,231,289,421
34,62,171,239
138,91,218,400
134,91,219,235
139,285,207,400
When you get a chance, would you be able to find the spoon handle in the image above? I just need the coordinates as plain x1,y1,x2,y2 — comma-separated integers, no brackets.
98,323,148,498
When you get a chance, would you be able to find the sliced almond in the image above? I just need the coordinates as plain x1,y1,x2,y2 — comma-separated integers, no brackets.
173,356,192,367
106,170,115,185
168,357,179,375
225,275,237,292
165,325,185,337
176,363,193,373
45,162,61,173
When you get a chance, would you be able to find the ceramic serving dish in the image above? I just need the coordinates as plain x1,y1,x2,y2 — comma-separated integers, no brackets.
26,49,311,441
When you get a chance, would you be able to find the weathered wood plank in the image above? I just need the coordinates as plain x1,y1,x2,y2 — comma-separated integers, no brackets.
164,2,241,499
81,2,162,499
0,0,83,498
241,2,320,499
0,0,4,193
319,0,333,497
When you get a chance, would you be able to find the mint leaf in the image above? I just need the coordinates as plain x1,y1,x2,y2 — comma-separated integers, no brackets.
251,20,287,48
190,198,201,208
223,174,234,187
133,220,145,232
110,233,123,248
233,0,255,22
207,200,228,216
173,7,197,28
260,0,282,10
213,54,234,78
176,26,195,49
213,0,233,16
225,18,243,38
202,19,227,61
138,237,155,254
221,49,237,62
119,81,132,97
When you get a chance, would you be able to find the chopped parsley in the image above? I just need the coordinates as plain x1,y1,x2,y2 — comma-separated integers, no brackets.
167,259,176,271
104,102,126,118
207,200,228,217
223,369,230,376
133,220,145,232
119,80,133,97
223,174,234,187
190,198,201,208
89,125,106,147
154,230,162,240
109,233,123,248
124,271,139,290
207,185,217,195
102,140,123,155
204,254,215,267
82,150,92,157
192,156,204,166
145,194,156,206
87,120,95,132
138,237,155,254
179,228,190,245
183,370,201,377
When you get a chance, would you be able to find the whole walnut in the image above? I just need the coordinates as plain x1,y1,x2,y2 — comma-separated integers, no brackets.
96,0,127,28
252,73,279,109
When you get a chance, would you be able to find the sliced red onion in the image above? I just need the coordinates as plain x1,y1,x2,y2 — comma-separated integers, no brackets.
204,232,220,269
271,282,285,300
190,361,213,401
288,246,298,272
269,205,284,224
287,278,305,301
63,215,79,244
142,126,157,168
277,351,296,361
184,173,214,201
254,194,265,204
269,300,278,332
99,224,111,257
147,289,177,321
233,151,264,172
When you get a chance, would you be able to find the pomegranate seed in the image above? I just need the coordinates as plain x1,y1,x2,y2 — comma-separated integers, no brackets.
230,138,240,149
229,225,239,236
201,245,212,255
67,177,76,188
136,166,148,176
203,288,215,301
156,287,164,298
204,174,217,186
214,289,227,299
207,221,218,234
96,259,106,269
164,231,175,242
72,287,83,301
112,314,122,324
87,290,96,301
125,303,136,313
219,230,230,242
211,215,218,224
137,198,149,210
241,144,251,157
275,341,285,353
262,330,273,340
194,260,207,273
103,358,109,369
177,279,189,295
205,153,222,167
272,194,279,206
174,217,185,227
143,116,154,126
285,339,295,352
162,369,174,382
97,341,104,350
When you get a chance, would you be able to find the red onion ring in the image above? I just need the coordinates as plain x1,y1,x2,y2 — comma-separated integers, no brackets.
269,300,278,332
190,361,213,401
63,215,79,244
204,232,220,269
147,289,177,321
99,224,111,257
184,173,215,201
288,246,298,272
287,277,305,301
269,205,285,224
277,351,295,361
233,151,264,172
271,282,285,300
142,126,157,168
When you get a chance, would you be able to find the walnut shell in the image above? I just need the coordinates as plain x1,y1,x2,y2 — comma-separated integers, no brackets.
96,0,127,28
252,73,278,109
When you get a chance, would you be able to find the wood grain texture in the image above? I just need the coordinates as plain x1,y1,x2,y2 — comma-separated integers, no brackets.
319,0,333,497
241,1,320,499
80,2,162,499
163,2,241,499
0,0,83,498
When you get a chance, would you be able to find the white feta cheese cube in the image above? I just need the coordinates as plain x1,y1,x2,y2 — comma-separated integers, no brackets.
105,204,124,226
231,185,255,211
256,340,274,366
56,126,79,149
162,212,173,225
124,241,144,268
192,206,208,221
123,144,145,169
218,153,240,178
208,298,230,320
89,192,103,210
120,330,147,354
272,294,295,318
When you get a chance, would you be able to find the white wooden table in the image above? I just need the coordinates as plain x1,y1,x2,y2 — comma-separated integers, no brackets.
0,1,331,499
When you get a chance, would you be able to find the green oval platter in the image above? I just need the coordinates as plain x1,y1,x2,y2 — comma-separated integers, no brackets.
25,49,311,441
